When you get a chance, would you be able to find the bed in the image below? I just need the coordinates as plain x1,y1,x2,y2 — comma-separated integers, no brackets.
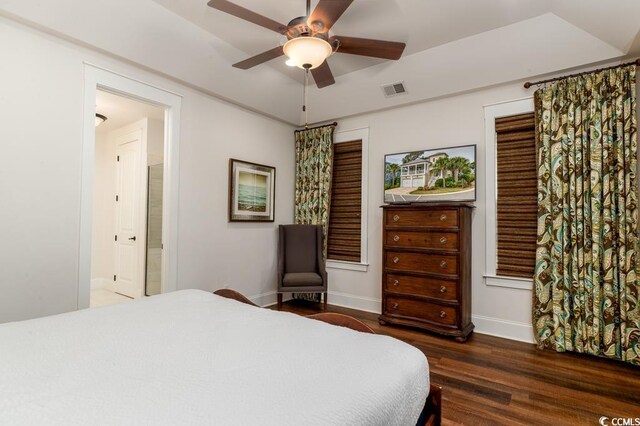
0,289,438,425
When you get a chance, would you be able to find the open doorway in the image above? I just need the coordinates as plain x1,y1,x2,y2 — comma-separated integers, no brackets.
90,90,165,308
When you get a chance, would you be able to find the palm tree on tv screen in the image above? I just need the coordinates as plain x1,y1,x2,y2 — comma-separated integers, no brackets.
431,157,451,187
385,163,401,187
449,156,472,183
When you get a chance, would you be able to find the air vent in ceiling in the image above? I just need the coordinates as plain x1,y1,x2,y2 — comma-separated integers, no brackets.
381,81,407,98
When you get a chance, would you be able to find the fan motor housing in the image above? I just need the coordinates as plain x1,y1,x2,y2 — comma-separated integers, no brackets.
286,16,328,40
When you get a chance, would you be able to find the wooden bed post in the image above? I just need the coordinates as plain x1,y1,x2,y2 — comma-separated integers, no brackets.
423,384,442,426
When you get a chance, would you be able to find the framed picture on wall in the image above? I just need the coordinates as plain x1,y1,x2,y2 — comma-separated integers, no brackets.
228,159,276,222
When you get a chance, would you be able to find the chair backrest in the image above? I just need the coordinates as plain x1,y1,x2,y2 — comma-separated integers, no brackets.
280,224,321,274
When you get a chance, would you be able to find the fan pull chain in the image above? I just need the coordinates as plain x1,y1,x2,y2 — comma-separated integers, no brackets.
303,68,309,128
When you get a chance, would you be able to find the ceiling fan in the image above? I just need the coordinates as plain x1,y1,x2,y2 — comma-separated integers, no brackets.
207,0,406,88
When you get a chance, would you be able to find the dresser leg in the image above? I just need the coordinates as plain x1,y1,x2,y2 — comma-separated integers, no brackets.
454,335,468,343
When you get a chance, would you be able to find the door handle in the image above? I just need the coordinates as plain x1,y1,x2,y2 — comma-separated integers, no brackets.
128,236,137,241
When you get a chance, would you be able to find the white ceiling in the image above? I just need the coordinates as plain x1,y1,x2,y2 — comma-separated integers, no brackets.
96,90,165,134
1,0,639,124
152,0,557,81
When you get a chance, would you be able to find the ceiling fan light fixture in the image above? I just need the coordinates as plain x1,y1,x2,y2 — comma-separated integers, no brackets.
283,36,332,70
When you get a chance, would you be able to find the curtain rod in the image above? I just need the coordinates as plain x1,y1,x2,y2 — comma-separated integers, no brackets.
295,121,338,132
523,59,639,89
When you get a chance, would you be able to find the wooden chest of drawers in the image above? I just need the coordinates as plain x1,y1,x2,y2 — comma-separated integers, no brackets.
379,203,474,342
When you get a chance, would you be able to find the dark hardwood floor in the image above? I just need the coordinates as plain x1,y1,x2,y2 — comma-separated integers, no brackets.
275,300,640,425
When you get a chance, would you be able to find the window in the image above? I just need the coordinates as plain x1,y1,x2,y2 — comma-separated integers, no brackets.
495,112,537,279
327,139,362,263
480,97,537,291
325,127,369,271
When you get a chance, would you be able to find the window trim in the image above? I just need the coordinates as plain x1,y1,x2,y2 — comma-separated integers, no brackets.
326,127,369,272
483,98,534,290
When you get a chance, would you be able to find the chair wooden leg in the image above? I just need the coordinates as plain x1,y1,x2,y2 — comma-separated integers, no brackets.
323,292,328,311
277,293,283,310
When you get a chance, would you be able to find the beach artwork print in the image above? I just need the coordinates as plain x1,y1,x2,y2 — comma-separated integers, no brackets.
384,145,476,203
229,159,275,222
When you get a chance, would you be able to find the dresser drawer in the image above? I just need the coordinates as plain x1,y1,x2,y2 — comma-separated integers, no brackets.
385,274,458,301
385,296,458,326
385,231,458,250
385,251,458,276
386,209,458,228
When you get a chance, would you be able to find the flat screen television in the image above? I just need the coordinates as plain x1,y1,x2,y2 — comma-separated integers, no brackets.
384,144,476,203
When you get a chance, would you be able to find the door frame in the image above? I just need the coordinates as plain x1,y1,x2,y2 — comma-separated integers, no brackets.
79,63,182,309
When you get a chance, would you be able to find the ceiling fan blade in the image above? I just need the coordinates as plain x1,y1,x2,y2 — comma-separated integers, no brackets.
331,36,406,60
232,46,284,69
308,0,354,32
311,61,335,88
207,0,287,34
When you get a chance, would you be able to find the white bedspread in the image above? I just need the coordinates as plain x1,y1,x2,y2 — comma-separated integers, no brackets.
0,290,429,425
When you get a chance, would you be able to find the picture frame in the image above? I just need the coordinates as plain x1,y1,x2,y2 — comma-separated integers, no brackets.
228,158,276,222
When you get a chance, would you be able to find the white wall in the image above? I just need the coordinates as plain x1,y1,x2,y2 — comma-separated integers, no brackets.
328,83,537,342
0,17,294,323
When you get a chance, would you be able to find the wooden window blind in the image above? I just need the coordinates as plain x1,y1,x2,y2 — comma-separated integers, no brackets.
327,140,362,263
495,113,537,279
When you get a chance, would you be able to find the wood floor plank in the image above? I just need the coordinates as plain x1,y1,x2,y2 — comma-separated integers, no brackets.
274,300,640,425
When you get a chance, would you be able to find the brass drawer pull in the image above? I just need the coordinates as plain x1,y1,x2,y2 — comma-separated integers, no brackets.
440,236,447,244
439,286,447,293
393,257,400,264
393,235,400,242
393,280,399,286
393,303,399,309
393,214,400,222
440,311,447,318
440,260,447,269
440,214,447,222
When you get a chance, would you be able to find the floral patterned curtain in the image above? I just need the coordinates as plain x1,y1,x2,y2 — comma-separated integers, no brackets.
533,64,639,365
294,125,336,251
293,125,335,302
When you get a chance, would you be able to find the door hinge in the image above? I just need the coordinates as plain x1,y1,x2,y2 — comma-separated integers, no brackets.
115,235,118,242
115,195,118,202
113,275,116,282
117,155,120,162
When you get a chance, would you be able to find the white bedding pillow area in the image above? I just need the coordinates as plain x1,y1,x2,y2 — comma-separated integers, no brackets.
0,290,429,425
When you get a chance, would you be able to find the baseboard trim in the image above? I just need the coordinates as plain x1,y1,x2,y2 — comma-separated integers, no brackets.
472,314,535,343
260,290,381,313
326,291,381,314
91,278,111,290
249,291,281,307
253,290,535,344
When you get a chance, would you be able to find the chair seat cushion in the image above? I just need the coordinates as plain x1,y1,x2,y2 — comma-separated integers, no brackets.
282,272,323,287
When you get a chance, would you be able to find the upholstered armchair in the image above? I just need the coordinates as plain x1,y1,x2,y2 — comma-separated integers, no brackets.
277,224,328,310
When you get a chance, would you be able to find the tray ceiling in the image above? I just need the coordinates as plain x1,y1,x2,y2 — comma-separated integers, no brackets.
2,0,639,124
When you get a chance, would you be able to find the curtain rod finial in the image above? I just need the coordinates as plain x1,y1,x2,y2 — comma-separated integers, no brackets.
524,82,532,89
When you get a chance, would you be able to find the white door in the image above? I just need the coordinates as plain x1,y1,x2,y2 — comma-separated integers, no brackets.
113,130,144,298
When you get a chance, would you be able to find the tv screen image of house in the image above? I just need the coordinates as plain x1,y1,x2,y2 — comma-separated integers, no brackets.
384,145,476,203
